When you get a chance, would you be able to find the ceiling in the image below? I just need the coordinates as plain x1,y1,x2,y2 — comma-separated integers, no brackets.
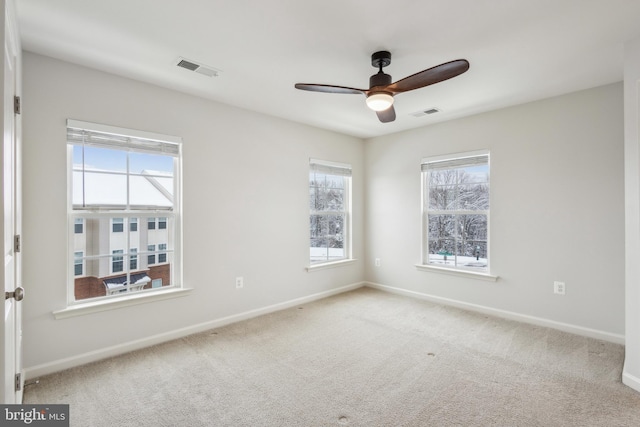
15,0,640,139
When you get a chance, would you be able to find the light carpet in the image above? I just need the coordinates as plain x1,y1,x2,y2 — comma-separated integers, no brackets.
24,287,640,426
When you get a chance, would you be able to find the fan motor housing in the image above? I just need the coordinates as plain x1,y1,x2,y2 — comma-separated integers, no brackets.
370,72,392,89
371,51,391,68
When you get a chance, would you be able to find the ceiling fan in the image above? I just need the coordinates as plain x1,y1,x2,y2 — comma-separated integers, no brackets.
295,51,469,123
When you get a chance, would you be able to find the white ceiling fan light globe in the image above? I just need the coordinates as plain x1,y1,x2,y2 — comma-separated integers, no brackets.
366,93,394,111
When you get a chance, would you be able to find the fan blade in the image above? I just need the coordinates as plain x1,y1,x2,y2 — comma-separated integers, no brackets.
295,83,365,95
387,59,469,94
376,105,396,123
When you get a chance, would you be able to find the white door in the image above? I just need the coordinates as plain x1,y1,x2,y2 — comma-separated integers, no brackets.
1,0,22,404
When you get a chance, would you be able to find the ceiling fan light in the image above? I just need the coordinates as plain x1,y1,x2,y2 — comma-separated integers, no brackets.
366,93,394,111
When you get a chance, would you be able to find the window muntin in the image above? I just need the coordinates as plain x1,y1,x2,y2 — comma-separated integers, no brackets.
422,152,490,272
68,120,181,303
309,159,352,265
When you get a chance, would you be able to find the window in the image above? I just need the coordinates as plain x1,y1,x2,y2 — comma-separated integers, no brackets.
112,218,124,233
422,151,490,273
68,119,182,303
158,243,167,263
148,217,156,230
130,248,138,270
148,244,156,265
74,251,83,276
112,249,124,273
158,217,167,230
309,159,352,265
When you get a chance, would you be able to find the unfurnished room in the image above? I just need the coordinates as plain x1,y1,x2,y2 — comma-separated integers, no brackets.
2,1,640,426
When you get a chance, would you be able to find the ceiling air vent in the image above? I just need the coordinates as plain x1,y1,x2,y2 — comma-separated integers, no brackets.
175,57,221,77
411,108,441,117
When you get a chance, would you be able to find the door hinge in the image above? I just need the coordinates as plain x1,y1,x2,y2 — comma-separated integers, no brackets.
13,95,20,115
15,373,21,392
14,234,20,253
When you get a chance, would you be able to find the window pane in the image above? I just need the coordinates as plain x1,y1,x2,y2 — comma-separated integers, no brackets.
158,218,167,229
428,185,456,210
310,214,327,239
428,214,456,241
76,145,127,173
130,218,138,232
130,175,173,208
458,184,489,210
326,215,344,249
74,219,83,234
148,218,156,230
74,171,127,207
129,152,173,175
459,164,489,184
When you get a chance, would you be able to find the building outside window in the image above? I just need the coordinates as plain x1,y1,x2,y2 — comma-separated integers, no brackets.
422,151,490,273
74,251,83,276
68,119,181,303
112,249,124,273
158,243,167,263
309,159,352,265
147,244,156,265
112,218,124,233
130,248,138,270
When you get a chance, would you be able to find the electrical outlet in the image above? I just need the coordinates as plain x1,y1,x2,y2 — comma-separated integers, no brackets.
553,281,565,295
375,258,381,267
235,277,244,289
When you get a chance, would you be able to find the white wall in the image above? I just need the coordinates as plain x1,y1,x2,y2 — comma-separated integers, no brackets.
624,37,640,393
21,52,364,374
364,83,625,339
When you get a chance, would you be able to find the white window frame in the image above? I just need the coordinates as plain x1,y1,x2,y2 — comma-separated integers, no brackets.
418,150,497,281
66,119,184,309
308,158,353,269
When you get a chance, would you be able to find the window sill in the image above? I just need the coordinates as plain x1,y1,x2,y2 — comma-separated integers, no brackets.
415,264,498,282
306,259,357,272
53,287,193,320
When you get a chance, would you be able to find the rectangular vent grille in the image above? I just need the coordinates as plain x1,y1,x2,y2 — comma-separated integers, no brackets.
177,59,199,71
175,57,220,77
411,108,440,117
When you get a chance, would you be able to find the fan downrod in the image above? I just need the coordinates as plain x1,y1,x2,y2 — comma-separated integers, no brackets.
371,51,391,70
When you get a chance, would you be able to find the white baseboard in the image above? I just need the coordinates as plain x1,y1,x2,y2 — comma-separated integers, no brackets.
623,371,640,393
365,282,625,345
25,282,365,379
